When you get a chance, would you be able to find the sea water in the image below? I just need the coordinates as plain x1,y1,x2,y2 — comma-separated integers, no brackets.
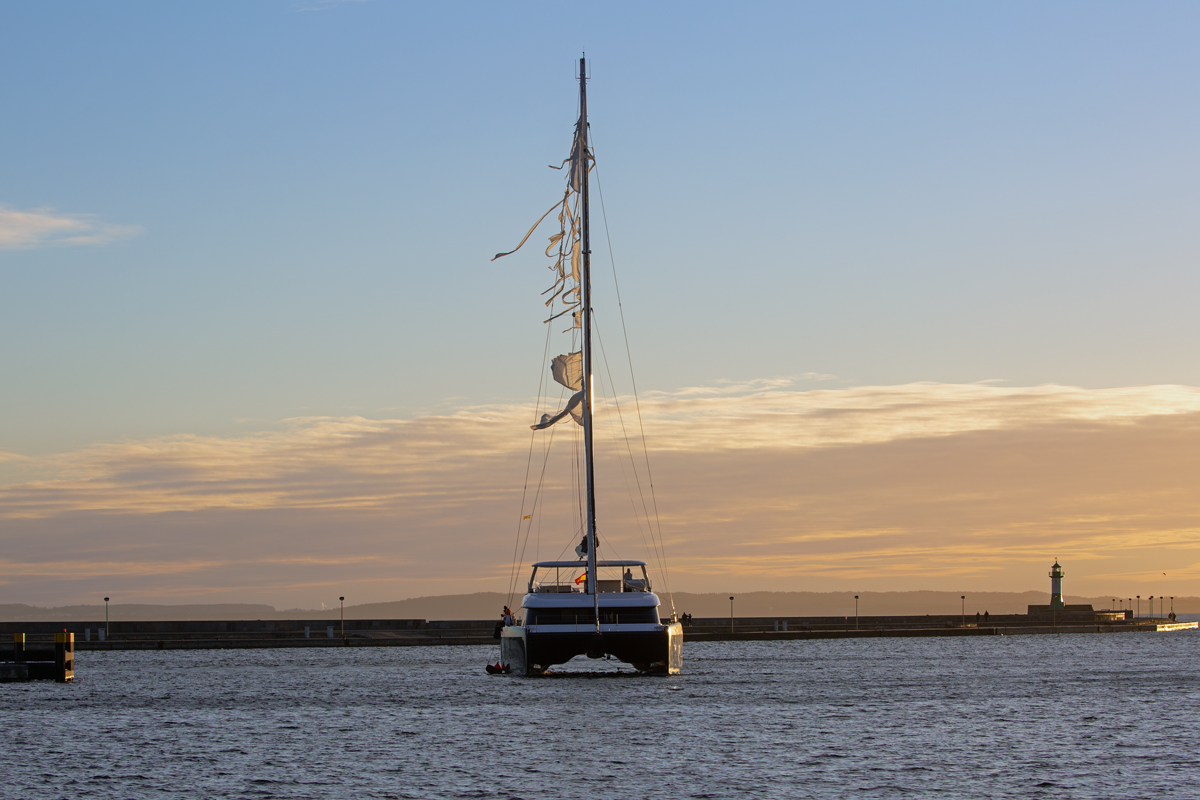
3,625,1198,799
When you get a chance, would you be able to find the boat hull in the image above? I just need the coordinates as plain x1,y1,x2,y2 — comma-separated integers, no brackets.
502,623,682,676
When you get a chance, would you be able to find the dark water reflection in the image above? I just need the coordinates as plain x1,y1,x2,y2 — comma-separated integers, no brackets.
4,626,1198,799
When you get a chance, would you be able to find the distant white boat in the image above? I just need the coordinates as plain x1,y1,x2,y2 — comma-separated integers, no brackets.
491,58,682,676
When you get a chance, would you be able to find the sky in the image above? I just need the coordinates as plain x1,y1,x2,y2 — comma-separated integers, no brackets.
2,2,1199,608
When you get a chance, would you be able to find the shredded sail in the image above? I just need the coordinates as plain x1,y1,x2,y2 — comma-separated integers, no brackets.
531,390,584,430
551,352,583,391
498,107,594,433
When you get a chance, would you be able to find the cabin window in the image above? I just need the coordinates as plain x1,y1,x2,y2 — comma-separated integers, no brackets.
525,607,659,625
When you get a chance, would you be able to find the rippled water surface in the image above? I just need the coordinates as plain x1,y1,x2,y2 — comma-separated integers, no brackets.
4,627,1198,799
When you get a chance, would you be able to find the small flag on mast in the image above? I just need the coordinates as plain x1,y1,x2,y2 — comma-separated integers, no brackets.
574,572,587,585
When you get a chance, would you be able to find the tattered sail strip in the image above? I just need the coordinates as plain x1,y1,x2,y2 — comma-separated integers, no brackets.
531,390,584,430
544,304,579,324
491,196,567,261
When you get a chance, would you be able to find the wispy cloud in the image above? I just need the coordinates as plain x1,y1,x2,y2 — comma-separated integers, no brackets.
0,204,142,250
5,382,1199,518
2,381,1199,604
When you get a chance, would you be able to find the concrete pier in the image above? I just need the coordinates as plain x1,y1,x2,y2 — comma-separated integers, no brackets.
681,618,1196,642
0,619,495,650
0,613,1191,651
0,632,74,682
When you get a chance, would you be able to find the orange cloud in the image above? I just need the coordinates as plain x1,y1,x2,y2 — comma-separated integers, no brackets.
1,382,1198,606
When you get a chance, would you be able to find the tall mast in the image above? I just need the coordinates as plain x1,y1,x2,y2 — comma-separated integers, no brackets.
577,56,599,623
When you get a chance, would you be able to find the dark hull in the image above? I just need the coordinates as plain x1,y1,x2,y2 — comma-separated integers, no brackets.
502,624,682,675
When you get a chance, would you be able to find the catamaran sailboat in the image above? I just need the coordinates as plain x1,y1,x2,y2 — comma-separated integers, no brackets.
491,58,682,676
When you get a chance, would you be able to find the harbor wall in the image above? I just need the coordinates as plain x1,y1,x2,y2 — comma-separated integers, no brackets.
2,614,1193,652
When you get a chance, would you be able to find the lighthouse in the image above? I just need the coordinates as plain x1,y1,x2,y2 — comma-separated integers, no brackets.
1049,560,1065,610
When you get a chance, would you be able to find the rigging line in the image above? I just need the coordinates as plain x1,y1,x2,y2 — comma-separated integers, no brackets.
539,330,585,568
591,155,675,614
571,330,584,546
507,304,558,605
593,315,669,591
593,314,656,547
509,256,575,604
572,407,581,547
554,420,586,563
589,359,644,571
515,419,560,591
518,376,572,582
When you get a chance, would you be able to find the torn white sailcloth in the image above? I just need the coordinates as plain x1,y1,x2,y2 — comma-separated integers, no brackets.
551,351,582,391
531,390,584,430
531,351,585,430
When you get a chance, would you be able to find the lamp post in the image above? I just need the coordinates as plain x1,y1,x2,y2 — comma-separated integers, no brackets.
961,595,966,628
729,596,734,634
1136,595,1140,618
854,595,859,631
1149,596,1155,619
1112,598,1116,611
340,596,345,638
1171,596,1174,617
104,596,110,639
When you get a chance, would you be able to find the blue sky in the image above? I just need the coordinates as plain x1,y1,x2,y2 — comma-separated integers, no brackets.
3,3,1200,604
3,1,1198,454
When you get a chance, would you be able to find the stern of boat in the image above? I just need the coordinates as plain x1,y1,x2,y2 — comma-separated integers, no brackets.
665,620,683,675
500,625,535,676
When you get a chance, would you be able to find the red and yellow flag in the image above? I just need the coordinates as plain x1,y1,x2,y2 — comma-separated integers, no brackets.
574,572,587,585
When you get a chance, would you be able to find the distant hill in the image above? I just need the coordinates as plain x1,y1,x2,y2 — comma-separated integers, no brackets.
3,590,1193,622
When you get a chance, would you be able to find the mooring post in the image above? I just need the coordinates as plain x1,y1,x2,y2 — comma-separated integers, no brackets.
13,633,25,664
54,631,74,683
